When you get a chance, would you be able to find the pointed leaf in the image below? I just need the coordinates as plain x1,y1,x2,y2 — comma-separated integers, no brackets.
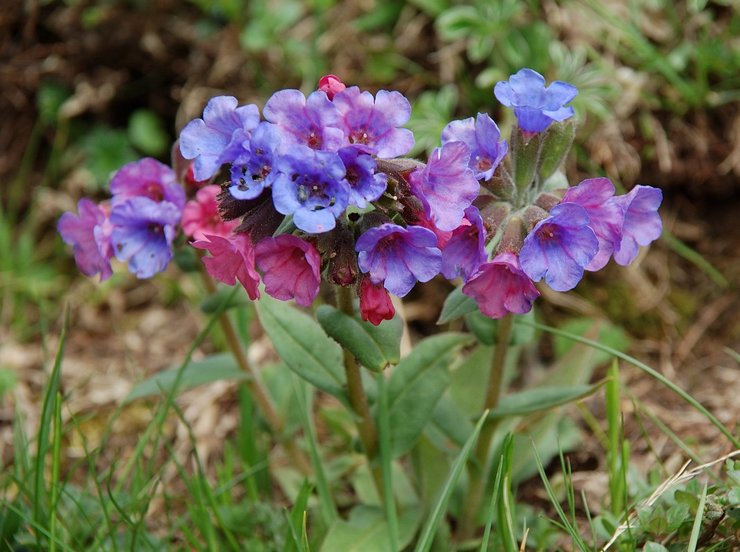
316,305,401,372
321,506,421,552
437,286,477,324
488,382,605,419
256,295,346,400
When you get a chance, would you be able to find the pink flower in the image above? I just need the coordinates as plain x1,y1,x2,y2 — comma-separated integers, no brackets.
192,234,260,300
463,252,540,319
254,235,321,307
359,277,395,325
318,74,346,100
57,199,114,281
182,185,237,240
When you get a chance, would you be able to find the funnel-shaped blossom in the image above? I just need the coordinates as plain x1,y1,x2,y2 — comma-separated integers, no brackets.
441,113,508,181
110,197,181,279
494,68,577,134
356,223,442,297
440,206,487,281
254,235,321,307
333,87,414,158
58,199,113,281
182,185,238,240
263,89,344,152
192,233,260,299
519,203,598,291
409,141,479,232
561,178,624,271
229,122,280,200
110,158,185,211
613,185,663,266
463,252,540,318
272,147,350,233
338,146,387,208
359,277,395,326
179,96,260,180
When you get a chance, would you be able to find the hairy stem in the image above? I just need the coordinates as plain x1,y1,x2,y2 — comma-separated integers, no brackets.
458,313,514,540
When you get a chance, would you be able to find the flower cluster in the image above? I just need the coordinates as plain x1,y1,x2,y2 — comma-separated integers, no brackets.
59,68,663,324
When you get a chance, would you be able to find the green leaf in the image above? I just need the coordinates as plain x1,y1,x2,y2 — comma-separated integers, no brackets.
284,479,313,552
488,383,605,419
124,353,247,402
127,109,170,156
387,333,471,457
429,396,474,448
200,286,252,314
437,286,477,324
436,6,480,40
464,308,536,346
80,126,138,189
316,305,401,372
321,506,421,552
256,295,346,400
643,543,669,552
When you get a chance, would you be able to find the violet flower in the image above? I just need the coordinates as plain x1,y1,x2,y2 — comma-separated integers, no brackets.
440,206,487,281
463,252,540,319
441,113,508,181
338,146,387,208
519,202,598,291
229,122,280,200
612,185,663,266
109,158,186,211
254,235,322,307
356,223,442,297
110,197,181,279
179,96,260,181
494,68,578,134
332,86,414,158
409,141,479,232
192,233,260,300
57,199,114,281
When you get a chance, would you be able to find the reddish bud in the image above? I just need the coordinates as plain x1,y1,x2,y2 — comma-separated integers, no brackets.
359,277,395,326
318,74,346,100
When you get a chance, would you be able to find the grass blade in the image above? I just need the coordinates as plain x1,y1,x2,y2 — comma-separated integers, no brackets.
376,373,399,551
414,410,488,552
687,482,708,552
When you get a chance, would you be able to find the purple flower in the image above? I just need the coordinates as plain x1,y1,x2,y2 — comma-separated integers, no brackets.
272,147,350,233
463,252,540,319
110,197,181,279
494,68,578,134
338,146,387,208
409,141,479,232
263,89,344,152
58,199,114,281
109,158,185,211
356,223,442,297
179,96,260,181
441,113,508,181
519,202,598,291
332,87,414,158
440,206,487,281
561,178,624,271
254,235,321,307
612,185,663,266
229,122,280,200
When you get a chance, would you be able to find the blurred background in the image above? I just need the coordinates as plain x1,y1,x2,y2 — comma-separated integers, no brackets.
1,0,738,547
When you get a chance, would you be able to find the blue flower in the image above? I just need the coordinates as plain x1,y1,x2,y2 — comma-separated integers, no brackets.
271,147,350,233
229,122,280,200
519,202,598,291
179,96,260,181
356,223,442,297
110,197,181,279
58,199,114,281
494,68,578,134
441,113,508,181
338,146,387,208
440,206,487,281
612,185,663,266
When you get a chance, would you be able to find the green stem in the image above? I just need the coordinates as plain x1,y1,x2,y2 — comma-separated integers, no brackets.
335,285,384,499
200,269,311,474
458,313,514,540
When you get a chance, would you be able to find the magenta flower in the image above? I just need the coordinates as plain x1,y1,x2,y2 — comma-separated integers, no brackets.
441,113,508,181
561,178,624,271
613,185,663,266
356,223,442,297
332,86,414,158
519,203,598,291
409,141,479,232
109,158,186,211
192,233,260,300
182,185,238,241
254,235,321,307
359,277,395,326
494,68,577,134
263,89,344,152
463,252,540,319
179,96,260,180
440,206,487,281
110,197,181,279
57,199,114,281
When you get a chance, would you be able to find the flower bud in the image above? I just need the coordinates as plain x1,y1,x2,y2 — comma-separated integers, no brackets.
511,128,543,194
359,276,395,325
326,224,358,286
318,74,346,100
521,205,550,233
534,192,562,211
477,199,511,239
497,215,525,254
537,120,575,182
